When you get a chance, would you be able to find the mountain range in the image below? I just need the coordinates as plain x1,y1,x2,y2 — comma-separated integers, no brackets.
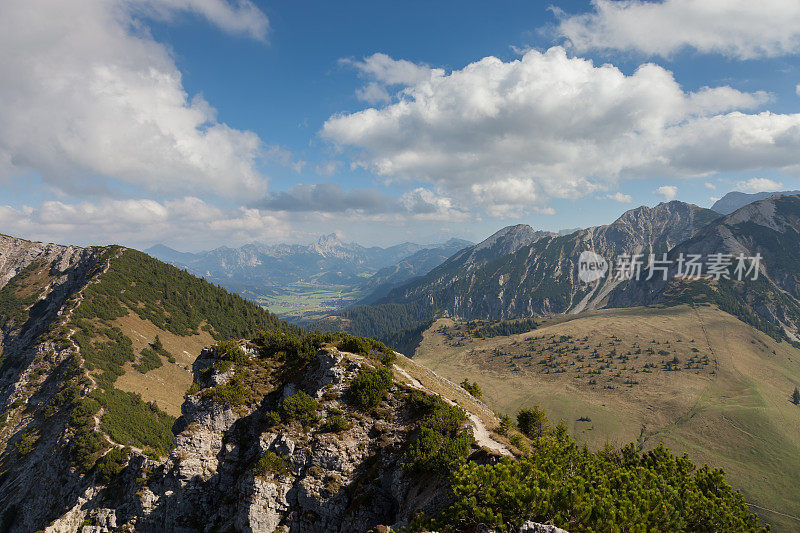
145,235,472,323
0,210,785,530
327,195,800,356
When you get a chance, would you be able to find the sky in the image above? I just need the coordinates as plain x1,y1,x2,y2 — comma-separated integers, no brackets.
2,0,800,251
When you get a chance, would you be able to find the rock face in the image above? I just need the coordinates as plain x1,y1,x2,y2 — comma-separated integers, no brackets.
373,201,719,320
0,236,106,533
0,234,102,402
610,194,800,340
35,348,454,533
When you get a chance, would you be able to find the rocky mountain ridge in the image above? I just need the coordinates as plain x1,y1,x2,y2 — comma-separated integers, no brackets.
711,189,800,214
610,194,800,342
369,201,720,321
146,235,472,291
0,234,770,532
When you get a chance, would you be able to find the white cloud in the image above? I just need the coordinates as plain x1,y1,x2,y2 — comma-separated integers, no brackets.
343,53,437,86
400,188,468,221
315,160,342,177
0,197,291,250
796,83,800,96
704,182,716,189
555,0,800,59
132,0,270,41
341,53,442,104
655,185,678,201
710,196,720,203
257,183,466,221
323,47,781,214
0,0,270,197
265,145,307,173
735,177,784,192
606,192,633,203
471,177,556,218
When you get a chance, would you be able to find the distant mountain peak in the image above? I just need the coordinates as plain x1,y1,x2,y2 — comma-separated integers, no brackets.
316,232,341,244
474,224,551,253
711,190,800,215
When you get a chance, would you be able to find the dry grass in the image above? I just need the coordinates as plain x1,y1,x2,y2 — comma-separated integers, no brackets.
113,312,214,416
414,304,800,531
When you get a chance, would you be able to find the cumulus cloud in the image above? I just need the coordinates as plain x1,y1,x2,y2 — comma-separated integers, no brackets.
471,178,552,218
555,0,800,59
323,47,780,214
704,182,716,189
735,177,784,192
400,188,467,220
256,183,466,221
606,192,633,203
655,185,678,201
265,146,307,173
0,0,271,197
341,53,442,104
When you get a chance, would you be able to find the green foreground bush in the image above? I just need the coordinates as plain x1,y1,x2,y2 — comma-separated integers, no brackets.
420,422,767,533
254,451,293,478
403,391,473,475
349,366,393,409
280,391,320,428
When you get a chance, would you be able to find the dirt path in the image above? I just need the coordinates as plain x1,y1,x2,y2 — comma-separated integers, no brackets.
61,254,142,454
392,362,512,456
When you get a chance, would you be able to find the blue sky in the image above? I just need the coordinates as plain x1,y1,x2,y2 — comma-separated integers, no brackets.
2,0,800,250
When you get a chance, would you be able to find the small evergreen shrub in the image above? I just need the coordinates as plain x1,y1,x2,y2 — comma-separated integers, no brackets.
320,414,350,433
460,379,482,399
403,392,473,474
216,340,247,365
265,410,282,427
517,406,549,439
203,377,248,407
15,430,39,455
254,451,292,478
96,447,130,483
349,367,393,409
279,391,320,428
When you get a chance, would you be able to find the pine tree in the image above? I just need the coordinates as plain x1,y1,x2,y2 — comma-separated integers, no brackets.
792,387,800,406
517,406,549,439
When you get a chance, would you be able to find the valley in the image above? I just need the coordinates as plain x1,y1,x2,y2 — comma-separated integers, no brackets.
251,282,370,325
146,236,472,325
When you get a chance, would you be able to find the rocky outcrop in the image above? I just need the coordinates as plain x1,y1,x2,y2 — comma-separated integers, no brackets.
27,346,466,532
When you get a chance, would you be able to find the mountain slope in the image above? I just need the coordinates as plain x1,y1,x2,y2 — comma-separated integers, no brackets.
611,194,800,343
415,305,800,531
711,190,800,214
0,237,294,530
0,235,766,532
329,202,719,348
358,238,472,304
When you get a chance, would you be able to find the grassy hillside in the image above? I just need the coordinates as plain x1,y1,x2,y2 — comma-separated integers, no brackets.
61,247,296,460
415,304,800,531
